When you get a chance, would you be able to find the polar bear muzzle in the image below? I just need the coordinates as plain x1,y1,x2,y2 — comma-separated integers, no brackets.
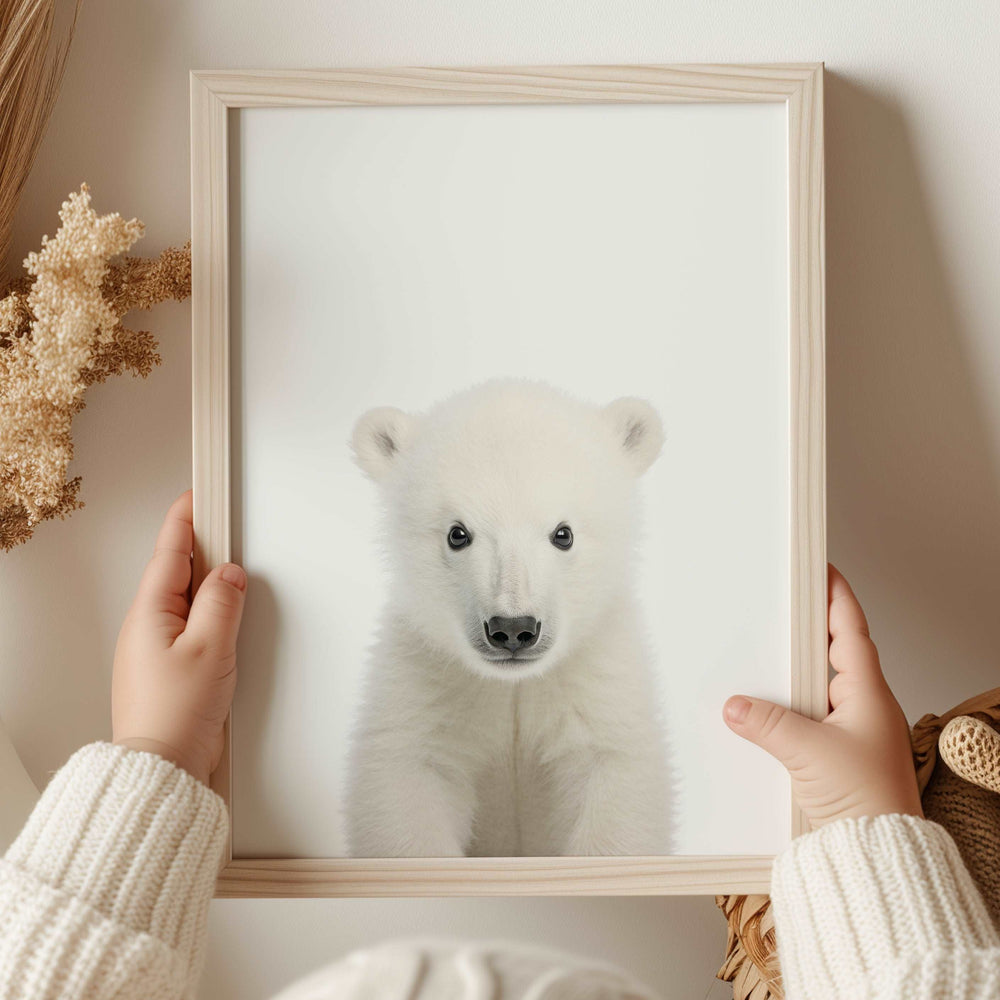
484,615,541,655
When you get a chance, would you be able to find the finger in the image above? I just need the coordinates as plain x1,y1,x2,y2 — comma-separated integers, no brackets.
723,696,821,768
132,491,194,621
828,563,871,638
827,564,884,689
183,563,247,656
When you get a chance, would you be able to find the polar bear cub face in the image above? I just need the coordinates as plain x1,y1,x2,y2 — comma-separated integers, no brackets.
351,379,663,681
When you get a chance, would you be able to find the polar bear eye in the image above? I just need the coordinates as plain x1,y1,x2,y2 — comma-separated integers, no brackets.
447,524,472,550
551,524,574,550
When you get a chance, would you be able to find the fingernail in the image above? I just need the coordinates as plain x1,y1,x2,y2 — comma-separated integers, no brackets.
724,697,751,724
221,564,247,591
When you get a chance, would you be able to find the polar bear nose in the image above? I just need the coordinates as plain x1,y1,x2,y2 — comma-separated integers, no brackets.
485,616,540,653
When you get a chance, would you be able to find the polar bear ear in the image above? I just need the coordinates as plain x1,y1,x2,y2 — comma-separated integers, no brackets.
602,397,664,476
351,406,417,482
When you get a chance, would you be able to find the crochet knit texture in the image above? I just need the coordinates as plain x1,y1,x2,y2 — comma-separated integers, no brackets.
940,716,1000,795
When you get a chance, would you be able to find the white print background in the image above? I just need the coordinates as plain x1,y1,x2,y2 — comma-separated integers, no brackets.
230,101,791,858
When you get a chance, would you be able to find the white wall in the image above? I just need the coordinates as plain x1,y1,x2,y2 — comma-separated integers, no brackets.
2,0,999,996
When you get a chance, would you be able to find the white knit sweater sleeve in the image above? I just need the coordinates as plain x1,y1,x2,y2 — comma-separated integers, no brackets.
772,813,1000,999
0,742,227,1000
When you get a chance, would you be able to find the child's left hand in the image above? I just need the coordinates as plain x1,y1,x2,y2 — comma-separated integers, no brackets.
723,564,922,829
111,490,247,786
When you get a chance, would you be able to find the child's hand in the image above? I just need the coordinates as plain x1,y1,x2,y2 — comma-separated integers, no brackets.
723,564,923,830
112,490,246,786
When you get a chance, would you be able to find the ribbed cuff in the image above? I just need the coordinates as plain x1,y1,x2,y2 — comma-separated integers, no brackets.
772,814,999,999
5,742,228,957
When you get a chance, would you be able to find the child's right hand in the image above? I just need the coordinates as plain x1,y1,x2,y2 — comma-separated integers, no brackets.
723,564,924,830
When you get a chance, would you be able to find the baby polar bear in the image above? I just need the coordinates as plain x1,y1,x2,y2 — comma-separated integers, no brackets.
345,379,670,857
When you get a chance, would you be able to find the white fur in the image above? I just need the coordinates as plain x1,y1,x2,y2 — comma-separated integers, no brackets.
345,379,671,856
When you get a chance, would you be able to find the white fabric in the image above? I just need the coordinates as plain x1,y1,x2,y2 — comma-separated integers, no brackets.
3,743,1000,999
771,813,1000,999
0,743,227,999
270,939,662,999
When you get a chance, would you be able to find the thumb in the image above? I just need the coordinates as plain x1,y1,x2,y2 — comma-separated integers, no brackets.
723,695,820,768
183,563,247,655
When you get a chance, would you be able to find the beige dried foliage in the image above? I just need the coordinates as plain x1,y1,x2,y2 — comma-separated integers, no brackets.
1,184,191,551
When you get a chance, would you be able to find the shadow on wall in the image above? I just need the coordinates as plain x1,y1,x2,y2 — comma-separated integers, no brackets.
0,295,194,785
824,73,1000,717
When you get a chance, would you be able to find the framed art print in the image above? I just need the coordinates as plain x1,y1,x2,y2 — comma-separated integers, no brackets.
190,63,826,897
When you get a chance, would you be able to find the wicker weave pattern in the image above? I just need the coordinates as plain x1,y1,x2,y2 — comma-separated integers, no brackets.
714,894,783,999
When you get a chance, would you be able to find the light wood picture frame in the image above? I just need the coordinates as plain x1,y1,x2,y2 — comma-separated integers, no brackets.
190,63,826,898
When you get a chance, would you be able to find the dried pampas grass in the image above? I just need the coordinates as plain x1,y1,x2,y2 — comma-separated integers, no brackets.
0,0,83,272
1,184,191,551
